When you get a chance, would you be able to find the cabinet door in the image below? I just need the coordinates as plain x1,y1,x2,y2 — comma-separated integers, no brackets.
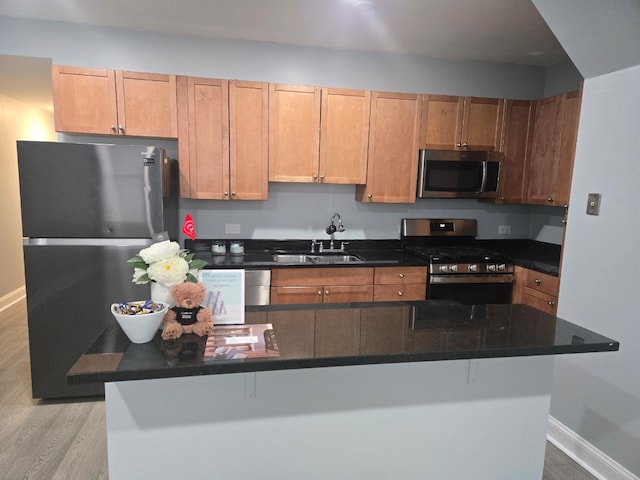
269,84,321,182
356,91,422,203
462,97,504,151
323,285,374,303
319,88,370,184
420,95,464,150
526,95,564,205
177,76,229,199
116,71,178,138
270,286,323,305
555,90,581,206
229,80,269,200
497,100,535,203
51,65,118,135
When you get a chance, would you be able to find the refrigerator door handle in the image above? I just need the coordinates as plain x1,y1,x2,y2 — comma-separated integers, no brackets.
23,238,153,247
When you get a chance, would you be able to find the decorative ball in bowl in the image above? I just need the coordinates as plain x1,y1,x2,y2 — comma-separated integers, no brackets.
111,300,169,344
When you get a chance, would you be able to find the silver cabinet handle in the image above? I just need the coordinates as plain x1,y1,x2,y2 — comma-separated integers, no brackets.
397,291,403,296
535,279,541,284
118,125,124,133
231,192,236,196
224,192,228,196
399,273,405,278
547,197,553,202
317,290,322,296
111,125,117,132
367,194,372,199
548,301,555,306
325,290,330,295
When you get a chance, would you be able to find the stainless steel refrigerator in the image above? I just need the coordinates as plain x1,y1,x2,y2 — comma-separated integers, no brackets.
17,141,178,398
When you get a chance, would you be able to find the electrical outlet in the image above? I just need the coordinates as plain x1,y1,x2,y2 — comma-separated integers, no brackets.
498,225,511,235
225,223,241,234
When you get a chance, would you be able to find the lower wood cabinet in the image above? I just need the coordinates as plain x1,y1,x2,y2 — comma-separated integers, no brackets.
270,267,374,304
270,266,427,305
373,266,428,301
513,266,559,315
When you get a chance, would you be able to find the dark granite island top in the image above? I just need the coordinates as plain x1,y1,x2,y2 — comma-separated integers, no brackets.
68,301,618,385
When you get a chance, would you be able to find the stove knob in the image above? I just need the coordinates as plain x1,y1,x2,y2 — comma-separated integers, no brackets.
488,264,496,272
439,265,449,273
469,264,478,272
498,264,506,271
450,265,458,272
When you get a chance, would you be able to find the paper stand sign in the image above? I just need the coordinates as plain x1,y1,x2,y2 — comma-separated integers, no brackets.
198,269,245,325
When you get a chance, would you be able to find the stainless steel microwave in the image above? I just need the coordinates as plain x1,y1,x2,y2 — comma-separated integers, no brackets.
417,149,502,199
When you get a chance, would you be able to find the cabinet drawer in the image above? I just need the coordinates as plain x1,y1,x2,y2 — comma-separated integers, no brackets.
270,286,323,304
373,284,426,302
324,285,374,303
524,269,559,296
522,287,557,315
374,266,428,285
271,267,374,286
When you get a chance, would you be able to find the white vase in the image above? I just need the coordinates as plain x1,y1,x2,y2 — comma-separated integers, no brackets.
150,282,175,307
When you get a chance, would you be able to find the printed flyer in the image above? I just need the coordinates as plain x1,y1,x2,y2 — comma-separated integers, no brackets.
198,269,245,325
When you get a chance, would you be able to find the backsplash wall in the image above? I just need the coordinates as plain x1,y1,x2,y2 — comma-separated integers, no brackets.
179,183,564,243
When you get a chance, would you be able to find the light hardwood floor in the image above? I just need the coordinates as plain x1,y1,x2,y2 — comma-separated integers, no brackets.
0,298,596,480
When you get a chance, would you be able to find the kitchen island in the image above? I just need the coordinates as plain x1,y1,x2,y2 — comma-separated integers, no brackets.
69,301,617,480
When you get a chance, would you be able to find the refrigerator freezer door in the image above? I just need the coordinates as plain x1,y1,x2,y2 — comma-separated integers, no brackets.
17,141,168,239
24,243,152,398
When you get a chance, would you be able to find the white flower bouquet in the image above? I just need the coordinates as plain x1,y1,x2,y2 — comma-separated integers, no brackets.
127,240,208,287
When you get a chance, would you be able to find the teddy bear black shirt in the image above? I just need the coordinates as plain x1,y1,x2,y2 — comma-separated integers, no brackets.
170,306,203,326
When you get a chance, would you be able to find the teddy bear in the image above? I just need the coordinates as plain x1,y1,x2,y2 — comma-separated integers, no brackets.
161,282,214,340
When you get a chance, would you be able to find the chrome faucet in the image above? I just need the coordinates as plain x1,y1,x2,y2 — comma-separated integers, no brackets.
325,213,346,235
323,213,347,252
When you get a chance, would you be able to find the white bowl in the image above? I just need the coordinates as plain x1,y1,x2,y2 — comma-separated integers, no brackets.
111,301,169,344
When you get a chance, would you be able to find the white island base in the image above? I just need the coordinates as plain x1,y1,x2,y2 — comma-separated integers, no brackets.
105,356,554,480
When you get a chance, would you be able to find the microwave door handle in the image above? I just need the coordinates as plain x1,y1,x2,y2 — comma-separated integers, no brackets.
479,160,488,193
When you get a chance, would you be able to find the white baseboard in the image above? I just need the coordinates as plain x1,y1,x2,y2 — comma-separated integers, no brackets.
0,286,26,313
548,415,639,480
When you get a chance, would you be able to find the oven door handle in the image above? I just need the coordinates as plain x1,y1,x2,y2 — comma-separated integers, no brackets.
429,274,514,284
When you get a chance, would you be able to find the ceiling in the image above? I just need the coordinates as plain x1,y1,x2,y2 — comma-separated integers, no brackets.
0,0,571,111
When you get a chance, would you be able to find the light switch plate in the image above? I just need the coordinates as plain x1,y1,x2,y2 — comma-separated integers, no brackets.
586,193,601,215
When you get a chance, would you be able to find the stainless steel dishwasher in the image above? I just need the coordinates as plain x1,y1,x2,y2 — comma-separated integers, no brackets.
245,269,271,305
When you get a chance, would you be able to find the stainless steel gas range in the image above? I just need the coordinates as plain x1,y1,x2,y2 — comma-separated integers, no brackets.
401,218,514,304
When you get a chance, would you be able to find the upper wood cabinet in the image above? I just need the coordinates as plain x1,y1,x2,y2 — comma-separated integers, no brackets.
177,77,268,200
268,84,370,184
319,88,370,184
494,100,536,204
51,65,178,137
229,80,269,200
356,91,422,203
526,89,581,206
269,84,321,182
420,95,504,151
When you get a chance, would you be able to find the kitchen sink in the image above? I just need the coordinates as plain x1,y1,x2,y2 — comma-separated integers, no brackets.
272,254,315,263
271,253,364,264
308,254,364,264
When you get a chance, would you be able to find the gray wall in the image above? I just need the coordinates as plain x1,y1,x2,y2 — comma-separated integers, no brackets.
533,0,640,476
0,15,573,245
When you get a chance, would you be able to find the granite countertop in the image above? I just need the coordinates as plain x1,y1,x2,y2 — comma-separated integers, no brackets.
68,301,618,385
185,238,562,276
